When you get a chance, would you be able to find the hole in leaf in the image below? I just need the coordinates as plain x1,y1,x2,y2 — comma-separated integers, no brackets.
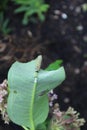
13,90,17,94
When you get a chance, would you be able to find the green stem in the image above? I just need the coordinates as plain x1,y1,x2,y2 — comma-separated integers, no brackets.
29,72,38,130
28,56,42,130
22,126,29,130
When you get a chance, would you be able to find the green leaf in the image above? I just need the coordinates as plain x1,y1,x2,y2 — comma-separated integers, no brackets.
46,60,63,71
22,9,36,25
13,0,30,5
14,6,29,13
2,19,9,28
7,56,65,130
82,3,87,12
0,12,4,24
38,12,45,21
36,123,46,130
40,4,49,12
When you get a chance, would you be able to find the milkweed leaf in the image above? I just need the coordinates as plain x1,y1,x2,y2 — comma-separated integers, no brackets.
7,56,65,129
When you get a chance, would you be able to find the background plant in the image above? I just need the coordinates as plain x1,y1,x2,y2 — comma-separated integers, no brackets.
82,3,87,12
48,104,85,130
0,12,11,35
13,0,49,25
0,0,10,12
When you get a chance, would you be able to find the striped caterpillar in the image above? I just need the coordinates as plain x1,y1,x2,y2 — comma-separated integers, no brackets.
36,55,42,72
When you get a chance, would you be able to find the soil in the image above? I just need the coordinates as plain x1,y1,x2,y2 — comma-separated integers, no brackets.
0,0,87,130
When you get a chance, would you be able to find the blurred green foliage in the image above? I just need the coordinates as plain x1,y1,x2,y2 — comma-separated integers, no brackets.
82,3,87,12
0,0,9,11
46,60,63,71
0,12,11,35
13,0,49,25
0,0,49,35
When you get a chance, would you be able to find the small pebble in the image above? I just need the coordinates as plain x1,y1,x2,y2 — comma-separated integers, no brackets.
61,13,68,19
83,35,87,42
74,68,80,74
54,10,61,15
76,25,83,31
53,15,59,20
75,6,81,13
64,97,70,103
27,30,33,38
84,61,87,66
69,5,74,10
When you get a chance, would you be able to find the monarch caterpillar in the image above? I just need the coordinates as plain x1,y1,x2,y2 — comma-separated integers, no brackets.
34,55,42,83
36,55,42,72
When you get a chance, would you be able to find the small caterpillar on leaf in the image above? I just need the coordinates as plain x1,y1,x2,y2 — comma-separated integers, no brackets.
36,55,42,72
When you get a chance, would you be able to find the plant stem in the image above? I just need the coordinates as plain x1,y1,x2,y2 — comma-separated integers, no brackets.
22,126,29,130
29,56,42,130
